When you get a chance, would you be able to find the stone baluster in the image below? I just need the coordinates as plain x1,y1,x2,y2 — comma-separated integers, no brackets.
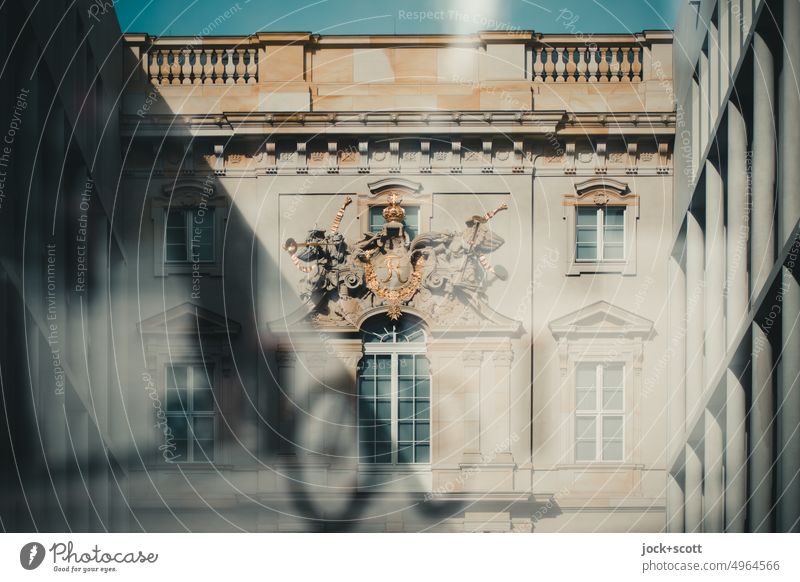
587,46,598,82
191,49,203,84
159,50,171,85
225,49,236,84
598,47,609,82
533,48,544,82
148,50,160,84
620,47,631,81
170,49,181,85
181,49,192,84
543,47,554,82
565,47,576,82
235,49,246,83
554,47,566,82
202,49,213,84
609,47,620,82
246,49,257,83
213,49,225,84
576,47,587,82
631,47,642,82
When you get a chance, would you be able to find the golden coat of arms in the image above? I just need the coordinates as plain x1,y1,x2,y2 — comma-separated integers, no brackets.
283,189,507,322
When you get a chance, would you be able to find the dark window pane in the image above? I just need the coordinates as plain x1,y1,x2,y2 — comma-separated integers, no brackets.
167,416,187,440
166,388,187,412
399,399,413,419
376,355,391,376
167,363,187,387
398,421,413,442
376,378,391,397
577,207,597,225
415,356,430,375
358,401,375,422
193,389,214,412
166,244,187,261
166,228,185,244
604,206,625,225
576,227,597,243
398,378,413,397
416,423,430,442
193,417,214,440
358,379,375,396
576,244,597,260
376,400,391,420
398,354,413,374
167,211,185,227
414,402,429,420
414,444,430,463
195,243,214,261
358,426,374,444
415,378,430,398
397,444,413,464
375,421,392,441
192,367,213,390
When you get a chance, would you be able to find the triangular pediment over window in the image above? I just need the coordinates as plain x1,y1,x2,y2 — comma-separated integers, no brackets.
549,300,653,340
138,302,241,337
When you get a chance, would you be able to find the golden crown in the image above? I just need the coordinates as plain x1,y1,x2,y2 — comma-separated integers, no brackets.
382,192,406,223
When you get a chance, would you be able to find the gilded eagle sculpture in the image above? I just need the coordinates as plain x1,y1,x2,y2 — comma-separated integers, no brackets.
284,192,508,321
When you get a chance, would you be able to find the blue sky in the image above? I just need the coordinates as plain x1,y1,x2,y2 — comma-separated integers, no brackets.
115,0,680,36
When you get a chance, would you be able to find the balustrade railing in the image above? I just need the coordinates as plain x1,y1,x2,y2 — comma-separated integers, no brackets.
531,44,643,83
146,46,258,85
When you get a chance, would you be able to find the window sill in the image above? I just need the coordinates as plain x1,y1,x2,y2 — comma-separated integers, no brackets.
158,263,222,277
358,464,432,471
556,462,644,470
566,261,633,276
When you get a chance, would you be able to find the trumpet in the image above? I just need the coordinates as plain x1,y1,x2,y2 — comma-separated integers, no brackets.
283,237,332,255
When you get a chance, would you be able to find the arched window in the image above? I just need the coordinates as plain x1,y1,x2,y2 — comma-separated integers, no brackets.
357,315,430,465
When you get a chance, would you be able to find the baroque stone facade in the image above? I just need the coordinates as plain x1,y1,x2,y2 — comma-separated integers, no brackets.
0,1,680,533
114,29,676,532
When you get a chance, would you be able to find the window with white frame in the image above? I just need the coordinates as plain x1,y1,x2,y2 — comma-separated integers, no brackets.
164,208,215,263
368,204,420,239
165,364,215,462
575,206,625,262
564,178,637,276
575,362,624,462
357,315,430,465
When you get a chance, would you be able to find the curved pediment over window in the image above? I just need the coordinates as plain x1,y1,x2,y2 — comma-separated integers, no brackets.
568,177,636,208
366,178,423,198
158,176,219,207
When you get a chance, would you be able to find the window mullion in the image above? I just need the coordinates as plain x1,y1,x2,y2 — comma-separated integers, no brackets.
185,210,192,262
596,364,603,461
597,207,604,261
391,353,398,465
186,365,193,462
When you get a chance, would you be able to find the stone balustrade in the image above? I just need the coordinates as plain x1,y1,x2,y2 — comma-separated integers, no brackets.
146,45,258,85
532,43,644,83
123,31,671,114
